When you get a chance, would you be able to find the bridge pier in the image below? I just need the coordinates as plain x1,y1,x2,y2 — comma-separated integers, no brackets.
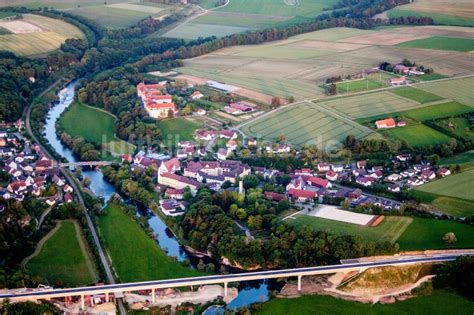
297,275,302,292
151,288,156,304
224,282,228,297
80,295,85,310
105,293,109,303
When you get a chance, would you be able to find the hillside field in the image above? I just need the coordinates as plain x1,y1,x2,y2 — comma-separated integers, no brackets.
415,169,474,202
397,36,474,52
58,101,134,155
241,102,372,149
0,14,84,56
98,203,201,282
26,221,97,287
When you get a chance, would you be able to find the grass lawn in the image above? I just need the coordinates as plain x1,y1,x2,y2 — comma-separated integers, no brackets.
59,101,134,154
382,124,452,147
288,215,413,243
256,290,474,315
400,101,473,122
389,86,444,104
415,169,474,201
398,36,474,52
98,203,201,282
335,73,394,94
397,217,474,250
157,117,203,144
26,221,97,287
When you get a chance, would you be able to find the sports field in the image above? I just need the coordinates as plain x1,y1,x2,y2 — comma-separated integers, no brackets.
321,91,424,119
26,221,97,287
386,0,474,27
416,169,474,202
398,36,474,52
288,215,412,243
59,101,134,154
335,72,396,94
98,203,201,282
416,77,474,107
256,290,474,315
241,102,373,149
382,124,452,147
0,14,84,56
389,86,444,104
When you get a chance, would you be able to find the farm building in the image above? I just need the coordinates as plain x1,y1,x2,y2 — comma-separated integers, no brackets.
375,118,396,129
388,76,407,86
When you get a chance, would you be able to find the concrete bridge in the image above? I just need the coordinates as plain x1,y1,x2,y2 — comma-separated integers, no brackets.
57,161,112,168
1,251,472,310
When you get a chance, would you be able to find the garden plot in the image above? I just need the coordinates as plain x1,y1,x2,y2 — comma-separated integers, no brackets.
308,205,376,226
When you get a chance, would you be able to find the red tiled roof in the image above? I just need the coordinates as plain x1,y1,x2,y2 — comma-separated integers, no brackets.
307,176,330,188
288,188,317,199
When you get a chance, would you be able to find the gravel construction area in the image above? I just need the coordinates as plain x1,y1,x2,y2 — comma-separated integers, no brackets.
308,205,375,226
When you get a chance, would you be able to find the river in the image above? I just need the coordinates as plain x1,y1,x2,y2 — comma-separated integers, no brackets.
43,80,276,311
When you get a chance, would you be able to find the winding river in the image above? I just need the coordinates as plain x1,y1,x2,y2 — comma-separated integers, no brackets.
43,81,275,311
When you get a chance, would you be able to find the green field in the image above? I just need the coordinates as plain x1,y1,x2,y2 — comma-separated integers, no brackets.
388,9,474,27
415,169,474,202
215,0,336,17
382,124,452,147
399,102,473,122
98,203,201,282
441,151,474,169
256,290,474,315
241,102,372,149
389,86,444,104
0,0,130,10
0,14,84,56
26,221,97,287
335,73,396,94
157,117,203,144
436,117,474,140
416,77,474,107
322,91,423,119
398,36,474,52
397,217,474,250
193,12,291,29
59,101,134,154
288,215,412,243
234,45,331,59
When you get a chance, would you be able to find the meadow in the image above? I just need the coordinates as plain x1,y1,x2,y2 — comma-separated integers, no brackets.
256,290,474,315
397,217,474,250
26,221,97,287
288,215,412,243
398,36,474,52
0,14,84,56
241,102,372,149
389,86,444,104
397,102,473,122
98,203,201,282
436,117,474,140
441,151,474,169
156,117,203,145
416,77,474,107
162,23,249,40
415,169,474,202
322,91,423,119
59,101,134,154
382,124,452,147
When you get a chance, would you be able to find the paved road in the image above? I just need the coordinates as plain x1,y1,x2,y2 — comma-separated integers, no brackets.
2,251,473,300
25,90,126,315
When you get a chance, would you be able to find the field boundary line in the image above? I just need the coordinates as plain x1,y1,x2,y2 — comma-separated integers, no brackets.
389,217,413,243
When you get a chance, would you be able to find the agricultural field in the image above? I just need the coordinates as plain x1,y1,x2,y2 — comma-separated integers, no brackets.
0,14,84,56
214,0,335,17
58,102,134,155
416,77,474,107
415,169,474,202
177,26,474,103
394,101,473,122
0,0,129,10
381,124,452,147
288,215,412,243
241,102,373,149
398,36,474,52
386,0,474,27
441,151,474,169
322,91,424,119
397,217,474,250
256,290,474,315
162,23,249,40
26,221,97,287
389,86,444,104
98,203,201,282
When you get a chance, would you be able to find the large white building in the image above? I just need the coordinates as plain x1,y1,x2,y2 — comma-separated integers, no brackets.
137,82,178,119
